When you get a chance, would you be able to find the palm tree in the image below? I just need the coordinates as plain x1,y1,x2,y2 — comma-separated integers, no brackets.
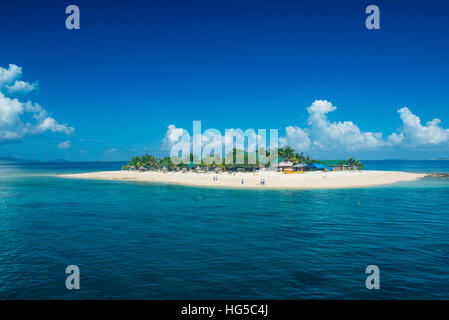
347,157,363,169
129,156,141,167
304,155,314,165
278,146,296,160
294,152,305,164
159,156,175,171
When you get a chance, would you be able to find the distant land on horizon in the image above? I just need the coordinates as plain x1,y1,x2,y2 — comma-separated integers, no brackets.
0,157,127,163
2,156,449,163
0,157,40,163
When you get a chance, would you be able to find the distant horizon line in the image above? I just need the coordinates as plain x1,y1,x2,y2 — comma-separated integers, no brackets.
1,157,449,163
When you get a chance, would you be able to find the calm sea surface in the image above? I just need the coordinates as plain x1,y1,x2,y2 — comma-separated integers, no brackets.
1,160,449,299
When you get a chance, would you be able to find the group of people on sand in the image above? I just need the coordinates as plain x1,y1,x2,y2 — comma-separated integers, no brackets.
213,175,266,186
241,177,266,185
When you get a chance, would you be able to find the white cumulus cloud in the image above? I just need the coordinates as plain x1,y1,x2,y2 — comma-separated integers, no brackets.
163,125,269,153
163,124,189,149
397,107,449,145
57,140,71,149
162,100,449,156
279,126,311,151
0,64,73,144
387,132,404,146
0,64,21,87
282,100,447,152
281,100,391,152
6,80,38,95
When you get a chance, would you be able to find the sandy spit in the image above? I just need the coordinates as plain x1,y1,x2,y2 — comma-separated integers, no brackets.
57,170,426,190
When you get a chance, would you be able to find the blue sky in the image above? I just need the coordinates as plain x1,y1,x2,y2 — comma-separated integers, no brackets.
1,0,449,160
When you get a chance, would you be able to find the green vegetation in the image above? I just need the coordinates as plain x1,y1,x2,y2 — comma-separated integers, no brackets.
121,146,363,171
319,158,364,169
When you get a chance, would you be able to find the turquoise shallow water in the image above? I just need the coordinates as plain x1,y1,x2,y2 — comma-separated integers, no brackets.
1,160,449,299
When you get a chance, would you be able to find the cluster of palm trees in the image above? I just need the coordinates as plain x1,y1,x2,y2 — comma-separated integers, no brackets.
121,151,264,171
121,146,363,171
277,146,318,165
126,154,159,170
339,157,364,169
277,147,363,169
122,155,177,171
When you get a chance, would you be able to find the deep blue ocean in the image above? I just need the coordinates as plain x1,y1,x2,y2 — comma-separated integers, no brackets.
1,160,449,299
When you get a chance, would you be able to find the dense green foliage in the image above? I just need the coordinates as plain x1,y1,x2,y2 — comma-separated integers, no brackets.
121,147,363,171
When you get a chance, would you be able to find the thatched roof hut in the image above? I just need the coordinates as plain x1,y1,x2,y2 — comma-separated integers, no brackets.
162,166,168,173
278,160,293,168
215,167,221,173
129,165,136,171
293,163,304,170
138,166,146,172
182,167,187,173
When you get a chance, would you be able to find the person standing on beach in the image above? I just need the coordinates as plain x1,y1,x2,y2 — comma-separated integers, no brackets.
241,178,244,184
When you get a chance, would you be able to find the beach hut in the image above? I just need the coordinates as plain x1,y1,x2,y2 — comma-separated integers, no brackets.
185,163,195,172
305,163,332,171
270,157,284,170
138,166,146,172
278,159,294,172
293,163,305,172
270,158,294,172
215,167,222,173
129,165,136,171
162,166,168,173
182,167,187,173
317,160,345,171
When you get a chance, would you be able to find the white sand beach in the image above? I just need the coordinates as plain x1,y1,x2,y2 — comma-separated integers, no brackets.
57,170,426,189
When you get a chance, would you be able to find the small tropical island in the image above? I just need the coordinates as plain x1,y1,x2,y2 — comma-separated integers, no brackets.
59,146,425,189
120,146,364,173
